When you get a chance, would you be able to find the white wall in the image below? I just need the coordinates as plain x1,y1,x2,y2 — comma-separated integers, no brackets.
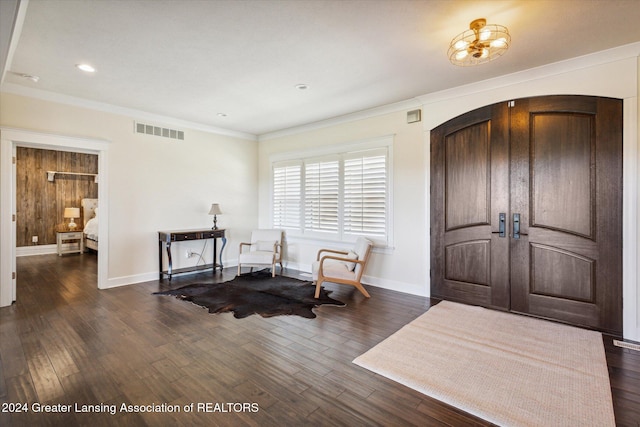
0,92,259,292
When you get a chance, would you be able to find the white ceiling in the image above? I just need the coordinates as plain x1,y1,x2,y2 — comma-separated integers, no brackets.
2,0,640,137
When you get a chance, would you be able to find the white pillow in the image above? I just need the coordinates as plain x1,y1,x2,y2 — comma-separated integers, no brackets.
344,250,358,271
93,207,99,217
252,240,276,251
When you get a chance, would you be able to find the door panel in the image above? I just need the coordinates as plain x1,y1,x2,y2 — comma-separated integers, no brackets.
431,103,510,310
445,239,490,285
445,122,490,230
431,95,622,334
510,96,622,334
529,244,594,302
530,113,594,238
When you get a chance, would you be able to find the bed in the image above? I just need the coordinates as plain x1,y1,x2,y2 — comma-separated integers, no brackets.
81,198,99,251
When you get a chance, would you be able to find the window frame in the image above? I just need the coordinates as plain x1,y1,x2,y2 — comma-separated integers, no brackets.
270,135,393,247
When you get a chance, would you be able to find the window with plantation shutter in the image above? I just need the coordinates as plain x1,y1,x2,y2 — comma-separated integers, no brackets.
343,149,387,237
304,158,339,235
272,162,301,230
271,136,391,245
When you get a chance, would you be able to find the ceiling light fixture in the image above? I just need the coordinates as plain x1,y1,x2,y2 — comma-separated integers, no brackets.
217,113,227,118
295,84,309,90
76,63,96,73
448,18,510,66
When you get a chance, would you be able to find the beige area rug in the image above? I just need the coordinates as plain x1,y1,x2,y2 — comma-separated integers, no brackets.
353,301,615,426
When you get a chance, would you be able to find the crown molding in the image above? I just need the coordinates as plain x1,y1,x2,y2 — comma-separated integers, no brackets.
417,41,640,105
0,82,258,141
258,98,422,141
0,0,27,84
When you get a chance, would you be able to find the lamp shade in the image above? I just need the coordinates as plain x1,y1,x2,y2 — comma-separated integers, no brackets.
64,207,80,218
208,203,222,215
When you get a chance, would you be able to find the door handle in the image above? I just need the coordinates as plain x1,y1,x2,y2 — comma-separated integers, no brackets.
499,213,506,237
513,213,520,239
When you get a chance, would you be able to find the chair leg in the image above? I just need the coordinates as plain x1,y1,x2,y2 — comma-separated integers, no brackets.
353,282,371,298
314,278,323,298
237,264,241,276
272,264,276,277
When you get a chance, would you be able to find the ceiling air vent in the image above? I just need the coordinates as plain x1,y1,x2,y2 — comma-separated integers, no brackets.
135,122,184,140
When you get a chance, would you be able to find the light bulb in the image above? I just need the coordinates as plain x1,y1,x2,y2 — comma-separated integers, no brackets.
455,50,468,60
454,40,468,50
491,38,507,48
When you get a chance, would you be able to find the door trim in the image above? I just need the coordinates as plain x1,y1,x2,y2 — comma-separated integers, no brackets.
0,127,110,307
622,98,639,340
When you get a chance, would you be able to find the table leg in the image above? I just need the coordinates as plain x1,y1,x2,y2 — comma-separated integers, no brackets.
158,240,163,280
219,237,227,269
166,241,173,280
213,238,217,273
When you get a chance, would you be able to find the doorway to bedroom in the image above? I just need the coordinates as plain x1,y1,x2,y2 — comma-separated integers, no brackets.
15,147,98,257
15,147,98,298
0,128,109,307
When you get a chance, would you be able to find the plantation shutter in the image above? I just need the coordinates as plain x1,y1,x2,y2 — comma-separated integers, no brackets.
304,158,339,234
273,162,302,230
343,148,387,239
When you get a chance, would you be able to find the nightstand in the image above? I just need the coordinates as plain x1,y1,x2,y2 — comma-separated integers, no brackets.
56,230,84,256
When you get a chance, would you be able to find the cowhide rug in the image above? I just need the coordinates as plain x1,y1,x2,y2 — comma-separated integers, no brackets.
154,270,345,319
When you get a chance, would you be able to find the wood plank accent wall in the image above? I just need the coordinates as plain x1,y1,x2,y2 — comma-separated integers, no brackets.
16,147,98,247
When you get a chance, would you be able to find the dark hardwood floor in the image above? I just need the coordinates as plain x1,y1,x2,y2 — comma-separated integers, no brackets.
1,254,639,426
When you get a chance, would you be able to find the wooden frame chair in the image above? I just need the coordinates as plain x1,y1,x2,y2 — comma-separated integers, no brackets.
312,237,373,298
237,229,283,277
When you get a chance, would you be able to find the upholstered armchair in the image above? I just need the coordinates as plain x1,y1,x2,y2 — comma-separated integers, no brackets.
237,229,283,277
312,237,373,298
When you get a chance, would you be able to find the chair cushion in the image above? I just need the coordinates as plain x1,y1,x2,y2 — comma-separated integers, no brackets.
316,251,358,272
252,240,276,252
353,238,371,258
239,251,280,264
312,261,356,281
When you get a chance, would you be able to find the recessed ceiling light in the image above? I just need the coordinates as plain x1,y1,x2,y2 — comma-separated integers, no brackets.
76,64,96,73
295,84,309,90
217,113,227,118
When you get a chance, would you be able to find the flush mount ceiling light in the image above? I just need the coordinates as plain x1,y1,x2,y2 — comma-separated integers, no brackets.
295,83,309,90
76,63,96,73
448,18,510,66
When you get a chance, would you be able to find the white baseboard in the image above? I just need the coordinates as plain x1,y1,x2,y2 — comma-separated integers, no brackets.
105,271,160,289
362,274,429,297
282,260,428,297
17,244,58,256
17,243,90,257
104,259,241,289
103,258,427,297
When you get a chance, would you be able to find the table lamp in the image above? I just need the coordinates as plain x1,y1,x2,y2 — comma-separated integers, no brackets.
208,203,222,230
64,207,80,230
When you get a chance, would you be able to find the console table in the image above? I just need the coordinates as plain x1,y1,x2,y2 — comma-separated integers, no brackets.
158,228,226,280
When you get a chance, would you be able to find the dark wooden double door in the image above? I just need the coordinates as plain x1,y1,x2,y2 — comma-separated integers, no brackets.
430,95,622,334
